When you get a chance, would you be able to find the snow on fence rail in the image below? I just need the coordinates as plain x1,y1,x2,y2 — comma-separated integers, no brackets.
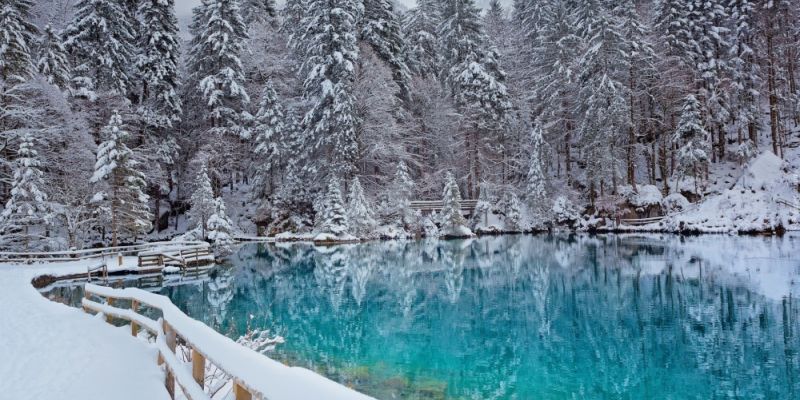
0,241,210,263
410,199,478,212
82,283,373,400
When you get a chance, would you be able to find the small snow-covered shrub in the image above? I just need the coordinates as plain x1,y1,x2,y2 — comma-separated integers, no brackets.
662,193,690,214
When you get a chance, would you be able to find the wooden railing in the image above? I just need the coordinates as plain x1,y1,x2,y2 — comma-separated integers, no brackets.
619,216,665,226
0,241,210,263
410,199,479,213
83,283,256,400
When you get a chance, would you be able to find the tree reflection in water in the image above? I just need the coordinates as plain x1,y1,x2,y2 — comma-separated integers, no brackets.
158,234,800,399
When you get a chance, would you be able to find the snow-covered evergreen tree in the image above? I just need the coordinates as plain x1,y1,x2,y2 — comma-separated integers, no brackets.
189,164,216,238
36,24,71,90
298,0,361,178
90,111,152,245
241,0,276,25
187,0,251,138
673,95,710,193
346,176,375,237
439,172,472,237
500,190,522,232
525,122,548,219
137,0,183,129
252,80,286,196
470,182,493,231
207,196,235,253
403,0,441,78
317,176,350,238
361,0,411,101
0,133,49,250
63,0,137,96
382,161,415,227
0,0,37,84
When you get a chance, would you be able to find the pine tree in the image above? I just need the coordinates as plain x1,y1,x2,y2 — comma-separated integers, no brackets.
346,176,375,237
470,182,493,230
673,95,710,193
63,0,137,96
137,0,183,129
207,196,235,252
0,133,49,250
187,0,250,138
317,176,349,237
241,0,276,26
90,111,152,245
402,0,441,78
298,0,361,178
439,171,471,237
439,0,511,197
0,0,38,84
252,80,286,196
383,161,414,227
361,0,411,101
189,164,216,238
36,24,71,90
525,123,548,218
500,190,522,232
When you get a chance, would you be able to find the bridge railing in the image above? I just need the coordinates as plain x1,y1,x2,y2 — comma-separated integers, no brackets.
0,241,210,263
410,199,478,212
82,283,370,400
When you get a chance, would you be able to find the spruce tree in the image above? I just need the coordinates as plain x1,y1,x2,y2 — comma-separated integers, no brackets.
403,0,441,78
36,24,71,90
526,123,548,218
361,0,411,101
347,176,375,237
0,133,49,250
137,0,183,129
90,111,152,245
317,176,349,237
0,0,38,84
470,182,493,230
384,161,414,227
63,0,137,96
241,0,276,26
439,171,470,237
297,0,361,178
187,0,251,137
253,80,286,196
673,95,710,193
207,196,235,252
500,190,522,232
189,164,216,238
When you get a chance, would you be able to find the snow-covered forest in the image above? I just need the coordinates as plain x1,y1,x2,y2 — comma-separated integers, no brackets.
2,0,800,250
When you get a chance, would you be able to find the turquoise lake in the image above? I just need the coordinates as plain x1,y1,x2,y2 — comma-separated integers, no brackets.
45,235,800,399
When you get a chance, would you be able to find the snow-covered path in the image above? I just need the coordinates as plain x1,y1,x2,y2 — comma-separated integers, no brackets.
0,264,169,400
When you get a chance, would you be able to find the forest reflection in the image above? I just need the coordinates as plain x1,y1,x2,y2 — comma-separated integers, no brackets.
157,235,800,399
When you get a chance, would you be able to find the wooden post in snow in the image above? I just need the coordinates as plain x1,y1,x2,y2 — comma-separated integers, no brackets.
130,300,139,336
191,349,205,389
233,381,252,400
163,320,176,399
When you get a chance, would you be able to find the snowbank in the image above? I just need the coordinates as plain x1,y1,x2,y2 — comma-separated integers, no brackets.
665,151,800,233
0,263,169,400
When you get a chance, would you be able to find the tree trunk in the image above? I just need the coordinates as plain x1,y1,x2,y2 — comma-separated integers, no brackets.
767,29,782,157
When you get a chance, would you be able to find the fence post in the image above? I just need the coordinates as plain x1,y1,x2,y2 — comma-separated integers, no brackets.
191,349,205,389
117,252,123,267
233,381,252,400
131,300,139,336
163,320,176,399
106,297,115,323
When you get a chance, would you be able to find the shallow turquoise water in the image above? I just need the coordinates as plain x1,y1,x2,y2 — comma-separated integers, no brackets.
47,235,800,399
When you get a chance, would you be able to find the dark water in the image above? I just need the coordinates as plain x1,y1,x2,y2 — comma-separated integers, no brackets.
45,235,800,399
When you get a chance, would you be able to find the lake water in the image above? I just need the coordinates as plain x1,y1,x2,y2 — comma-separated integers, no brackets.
45,234,800,399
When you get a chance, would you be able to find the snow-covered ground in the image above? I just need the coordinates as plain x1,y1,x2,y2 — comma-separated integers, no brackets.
0,258,374,400
0,261,169,400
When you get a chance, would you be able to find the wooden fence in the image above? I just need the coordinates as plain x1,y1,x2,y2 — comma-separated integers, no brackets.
83,283,258,400
0,241,210,264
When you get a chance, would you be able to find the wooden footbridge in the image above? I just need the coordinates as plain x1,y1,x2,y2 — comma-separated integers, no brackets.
410,199,479,216
0,240,214,277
